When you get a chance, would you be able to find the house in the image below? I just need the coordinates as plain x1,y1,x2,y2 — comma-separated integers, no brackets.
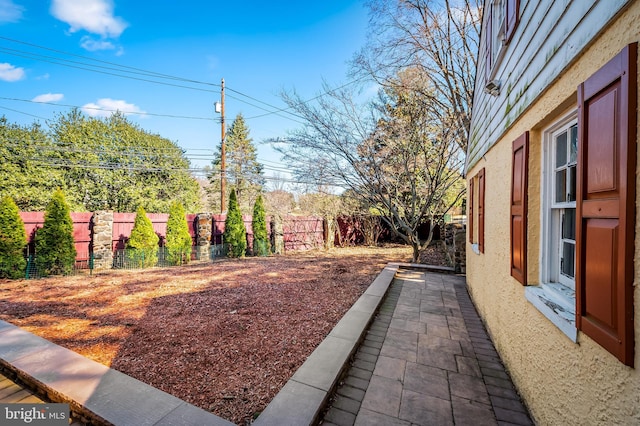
465,0,640,424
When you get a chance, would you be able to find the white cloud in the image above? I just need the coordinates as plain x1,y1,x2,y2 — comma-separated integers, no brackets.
51,0,128,38
0,0,24,23
0,63,25,82
80,35,115,52
32,93,64,103
82,98,146,118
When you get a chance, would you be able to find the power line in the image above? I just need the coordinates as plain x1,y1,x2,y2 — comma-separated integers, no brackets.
0,47,219,94
224,92,306,125
0,96,214,121
0,105,47,120
0,36,221,88
225,86,306,121
0,37,370,126
1,136,295,172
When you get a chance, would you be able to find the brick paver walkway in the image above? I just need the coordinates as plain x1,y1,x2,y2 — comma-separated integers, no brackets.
0,371,45,403
321,269,534,426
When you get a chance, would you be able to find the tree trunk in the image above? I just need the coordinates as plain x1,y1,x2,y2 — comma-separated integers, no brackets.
412,242,420,264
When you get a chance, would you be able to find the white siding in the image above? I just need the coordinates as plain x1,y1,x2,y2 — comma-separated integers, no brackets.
466,0,630,170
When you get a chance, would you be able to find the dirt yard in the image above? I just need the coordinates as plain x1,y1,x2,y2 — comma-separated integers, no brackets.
0,244,446,424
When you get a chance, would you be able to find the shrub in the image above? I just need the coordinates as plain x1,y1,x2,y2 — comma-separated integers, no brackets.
0,196,27,278
223,189,246,257
252,194,270,256
126,206,159,268
166,201,192,265
35,189,76,276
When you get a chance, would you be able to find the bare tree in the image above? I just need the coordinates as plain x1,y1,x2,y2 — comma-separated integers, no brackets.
263,189,295,220
353,0,481,151
278,70,464,262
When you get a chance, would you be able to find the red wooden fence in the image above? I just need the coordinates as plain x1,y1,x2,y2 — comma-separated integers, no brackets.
283,216,324,250
20,212,93,263
210,215,323,251
20,211,324,263
111,213,198,250
211,214,259,248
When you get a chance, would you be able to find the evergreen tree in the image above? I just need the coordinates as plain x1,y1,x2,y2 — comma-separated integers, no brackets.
252,194,270,256
0,196,27,278
223,189,246,257
35,189,76,275
126,206,159,267
165,201,192,265
208,114,265,212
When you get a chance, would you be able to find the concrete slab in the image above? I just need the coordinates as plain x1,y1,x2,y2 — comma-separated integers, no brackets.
329,310,374,342
399,389,453,426
364,265,398,297
80,369,185,426
0,320,18,334
0,326,58,363
253,380,326,426
350,294,383,314
360,375,402,417
9,345,110,404
155,402,235,426
290,335,354,392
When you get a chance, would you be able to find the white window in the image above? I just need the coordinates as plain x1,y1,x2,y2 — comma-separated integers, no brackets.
484,0,519,94
526,112,578,341
547,119,577,289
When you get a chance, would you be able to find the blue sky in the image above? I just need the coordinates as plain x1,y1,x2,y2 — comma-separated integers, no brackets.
0,0,371,187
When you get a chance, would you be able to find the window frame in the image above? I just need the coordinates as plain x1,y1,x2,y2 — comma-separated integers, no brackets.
541,112,578,290
525,112,579,342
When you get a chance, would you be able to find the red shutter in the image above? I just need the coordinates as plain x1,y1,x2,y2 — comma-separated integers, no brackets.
510,132,528,284
478,168,485,253
469,178,475,243
504,0,519,44
576,43,636,366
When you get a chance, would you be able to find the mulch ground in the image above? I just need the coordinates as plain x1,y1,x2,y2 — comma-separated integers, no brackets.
0,244,448,424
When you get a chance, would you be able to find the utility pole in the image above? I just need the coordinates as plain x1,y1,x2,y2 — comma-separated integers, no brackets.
220,78,226,213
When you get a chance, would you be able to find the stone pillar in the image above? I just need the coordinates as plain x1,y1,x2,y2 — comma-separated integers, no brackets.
196,213,212,259
270,216,284,255
453,225,467,274
92,211,114,270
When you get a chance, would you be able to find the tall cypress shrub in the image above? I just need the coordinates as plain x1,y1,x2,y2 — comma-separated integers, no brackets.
223,189,246,257
126,206,159,268
0,196,27,278
252,194,270,256
35,189,76,276
166,201,192,265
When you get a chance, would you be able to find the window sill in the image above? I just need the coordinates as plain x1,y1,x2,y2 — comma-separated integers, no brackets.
525,283,578,342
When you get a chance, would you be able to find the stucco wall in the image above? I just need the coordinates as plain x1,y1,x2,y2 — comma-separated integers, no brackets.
466,3,640,425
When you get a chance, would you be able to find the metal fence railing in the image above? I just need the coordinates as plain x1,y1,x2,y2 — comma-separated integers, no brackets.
112,246,208,269
1,238,269,280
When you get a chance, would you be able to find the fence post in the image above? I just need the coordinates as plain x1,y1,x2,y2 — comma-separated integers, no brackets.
323,217,335,249
92,211,114,270
270,215,284,255
25,255,32,279
196,213,212,260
